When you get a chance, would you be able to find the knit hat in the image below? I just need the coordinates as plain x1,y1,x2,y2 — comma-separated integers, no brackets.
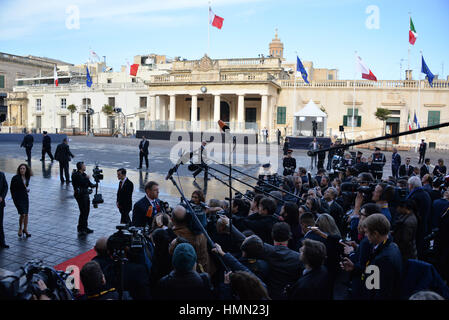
172,243,197,272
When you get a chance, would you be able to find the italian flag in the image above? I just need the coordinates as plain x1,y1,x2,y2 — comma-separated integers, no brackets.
54,65,58,87
408,112,412,131
409,17,417,45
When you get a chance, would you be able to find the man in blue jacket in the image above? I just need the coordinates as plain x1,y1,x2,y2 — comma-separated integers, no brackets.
359,214,403,300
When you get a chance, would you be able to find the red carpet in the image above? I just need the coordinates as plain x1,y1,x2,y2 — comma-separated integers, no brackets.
54,249,97,295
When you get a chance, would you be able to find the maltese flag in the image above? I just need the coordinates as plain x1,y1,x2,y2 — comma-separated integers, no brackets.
355,54,377,81
209,6,224,29
54,65,58,87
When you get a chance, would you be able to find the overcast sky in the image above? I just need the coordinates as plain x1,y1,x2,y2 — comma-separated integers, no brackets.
1,0,448,80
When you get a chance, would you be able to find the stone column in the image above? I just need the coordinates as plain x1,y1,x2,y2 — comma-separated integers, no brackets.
237,94,245,130
261,94,268,131
155,96,161,120
191,94,198,123
148,95,156,121
169,95,176,122
214,94,220,123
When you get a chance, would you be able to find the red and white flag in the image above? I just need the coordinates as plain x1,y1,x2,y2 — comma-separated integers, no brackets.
54,65,58,87
355,55,377,81
209,6,224,29
130,64,139,76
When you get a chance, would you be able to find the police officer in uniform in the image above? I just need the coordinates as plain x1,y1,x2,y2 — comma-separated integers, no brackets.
20,131,34,162
283,149,296,176
40,131,54,162
371,147,386,180
72,162,97,235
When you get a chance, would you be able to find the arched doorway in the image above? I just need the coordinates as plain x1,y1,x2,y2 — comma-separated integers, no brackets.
220,101,230,122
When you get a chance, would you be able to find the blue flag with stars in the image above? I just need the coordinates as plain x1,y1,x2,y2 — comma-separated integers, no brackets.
296,56,309,84
421,56,434,87
86,66,92,88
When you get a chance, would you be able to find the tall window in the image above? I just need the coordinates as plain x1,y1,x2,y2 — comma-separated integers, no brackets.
277,106,286,124
108,97,115,107
343,108,361,127
0,75,5,88
61,98,67,109
140,97,147,108
428,111,440,130
36,99,41,111
82,98,91,108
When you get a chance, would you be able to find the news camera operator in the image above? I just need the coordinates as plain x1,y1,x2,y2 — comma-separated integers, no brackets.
72,162,97,235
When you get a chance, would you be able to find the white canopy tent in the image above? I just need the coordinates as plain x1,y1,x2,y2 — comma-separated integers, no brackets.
293,99,328,136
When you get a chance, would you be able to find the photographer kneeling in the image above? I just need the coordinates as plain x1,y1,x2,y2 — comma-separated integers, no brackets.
72,162,97,235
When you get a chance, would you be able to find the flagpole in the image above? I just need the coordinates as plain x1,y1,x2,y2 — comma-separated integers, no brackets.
352,51,357,144
208,1,211,56
417,51,422,144
408,13,411,75
86,60,88,136
294,51,297,136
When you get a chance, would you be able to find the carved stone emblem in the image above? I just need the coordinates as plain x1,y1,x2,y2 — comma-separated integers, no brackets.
195,54,217,72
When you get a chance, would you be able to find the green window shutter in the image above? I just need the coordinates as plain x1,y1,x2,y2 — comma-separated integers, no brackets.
347,109,353,116
343,115,348,126
0,75,4,88
277,106,286,124
428,111,440,130
357,115,362,127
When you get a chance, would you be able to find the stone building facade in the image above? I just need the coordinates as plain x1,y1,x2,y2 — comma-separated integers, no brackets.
3,33,449,148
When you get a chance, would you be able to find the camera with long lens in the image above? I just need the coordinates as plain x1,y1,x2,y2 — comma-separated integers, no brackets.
0,260,74,300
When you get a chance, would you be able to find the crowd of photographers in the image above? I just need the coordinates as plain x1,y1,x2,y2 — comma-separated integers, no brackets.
3,146,449,301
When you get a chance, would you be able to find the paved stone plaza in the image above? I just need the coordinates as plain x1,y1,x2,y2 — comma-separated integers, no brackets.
0,136,447,272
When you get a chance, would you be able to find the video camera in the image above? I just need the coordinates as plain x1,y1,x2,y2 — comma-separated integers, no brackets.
91,163,104,208
107,225,153,260
0,260,74,300
92,164,104,183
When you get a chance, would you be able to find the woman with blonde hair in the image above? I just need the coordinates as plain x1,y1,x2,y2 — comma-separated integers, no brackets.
316,213,341,238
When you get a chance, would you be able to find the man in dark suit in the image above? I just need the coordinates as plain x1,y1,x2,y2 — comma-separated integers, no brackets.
138,136,149,170
54,138,75,183
0,171,9,249
132,181,163,227
116,168,134,225
323,187,345,235
40,131,54,162
256,222,303,300
399,157,414,177
407,176,432,259
418,139,427,164
420,158,431,178
20,131,34,162
308,138,319,170
391,148,401,179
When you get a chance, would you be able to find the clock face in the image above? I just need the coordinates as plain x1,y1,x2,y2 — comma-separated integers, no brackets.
201,86,207,93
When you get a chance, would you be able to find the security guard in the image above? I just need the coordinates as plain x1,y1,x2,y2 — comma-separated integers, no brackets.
283,149,296,176
371,147,386,180
72,162,97,235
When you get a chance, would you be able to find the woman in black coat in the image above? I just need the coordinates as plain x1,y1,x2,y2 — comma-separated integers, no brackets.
10,163,32,237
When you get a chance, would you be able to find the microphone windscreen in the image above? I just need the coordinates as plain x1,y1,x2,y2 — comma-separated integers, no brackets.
218,120,230,132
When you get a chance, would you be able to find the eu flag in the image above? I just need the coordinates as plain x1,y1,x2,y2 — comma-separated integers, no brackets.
296,56,309,84
86,66,92,88
421,56,434,87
